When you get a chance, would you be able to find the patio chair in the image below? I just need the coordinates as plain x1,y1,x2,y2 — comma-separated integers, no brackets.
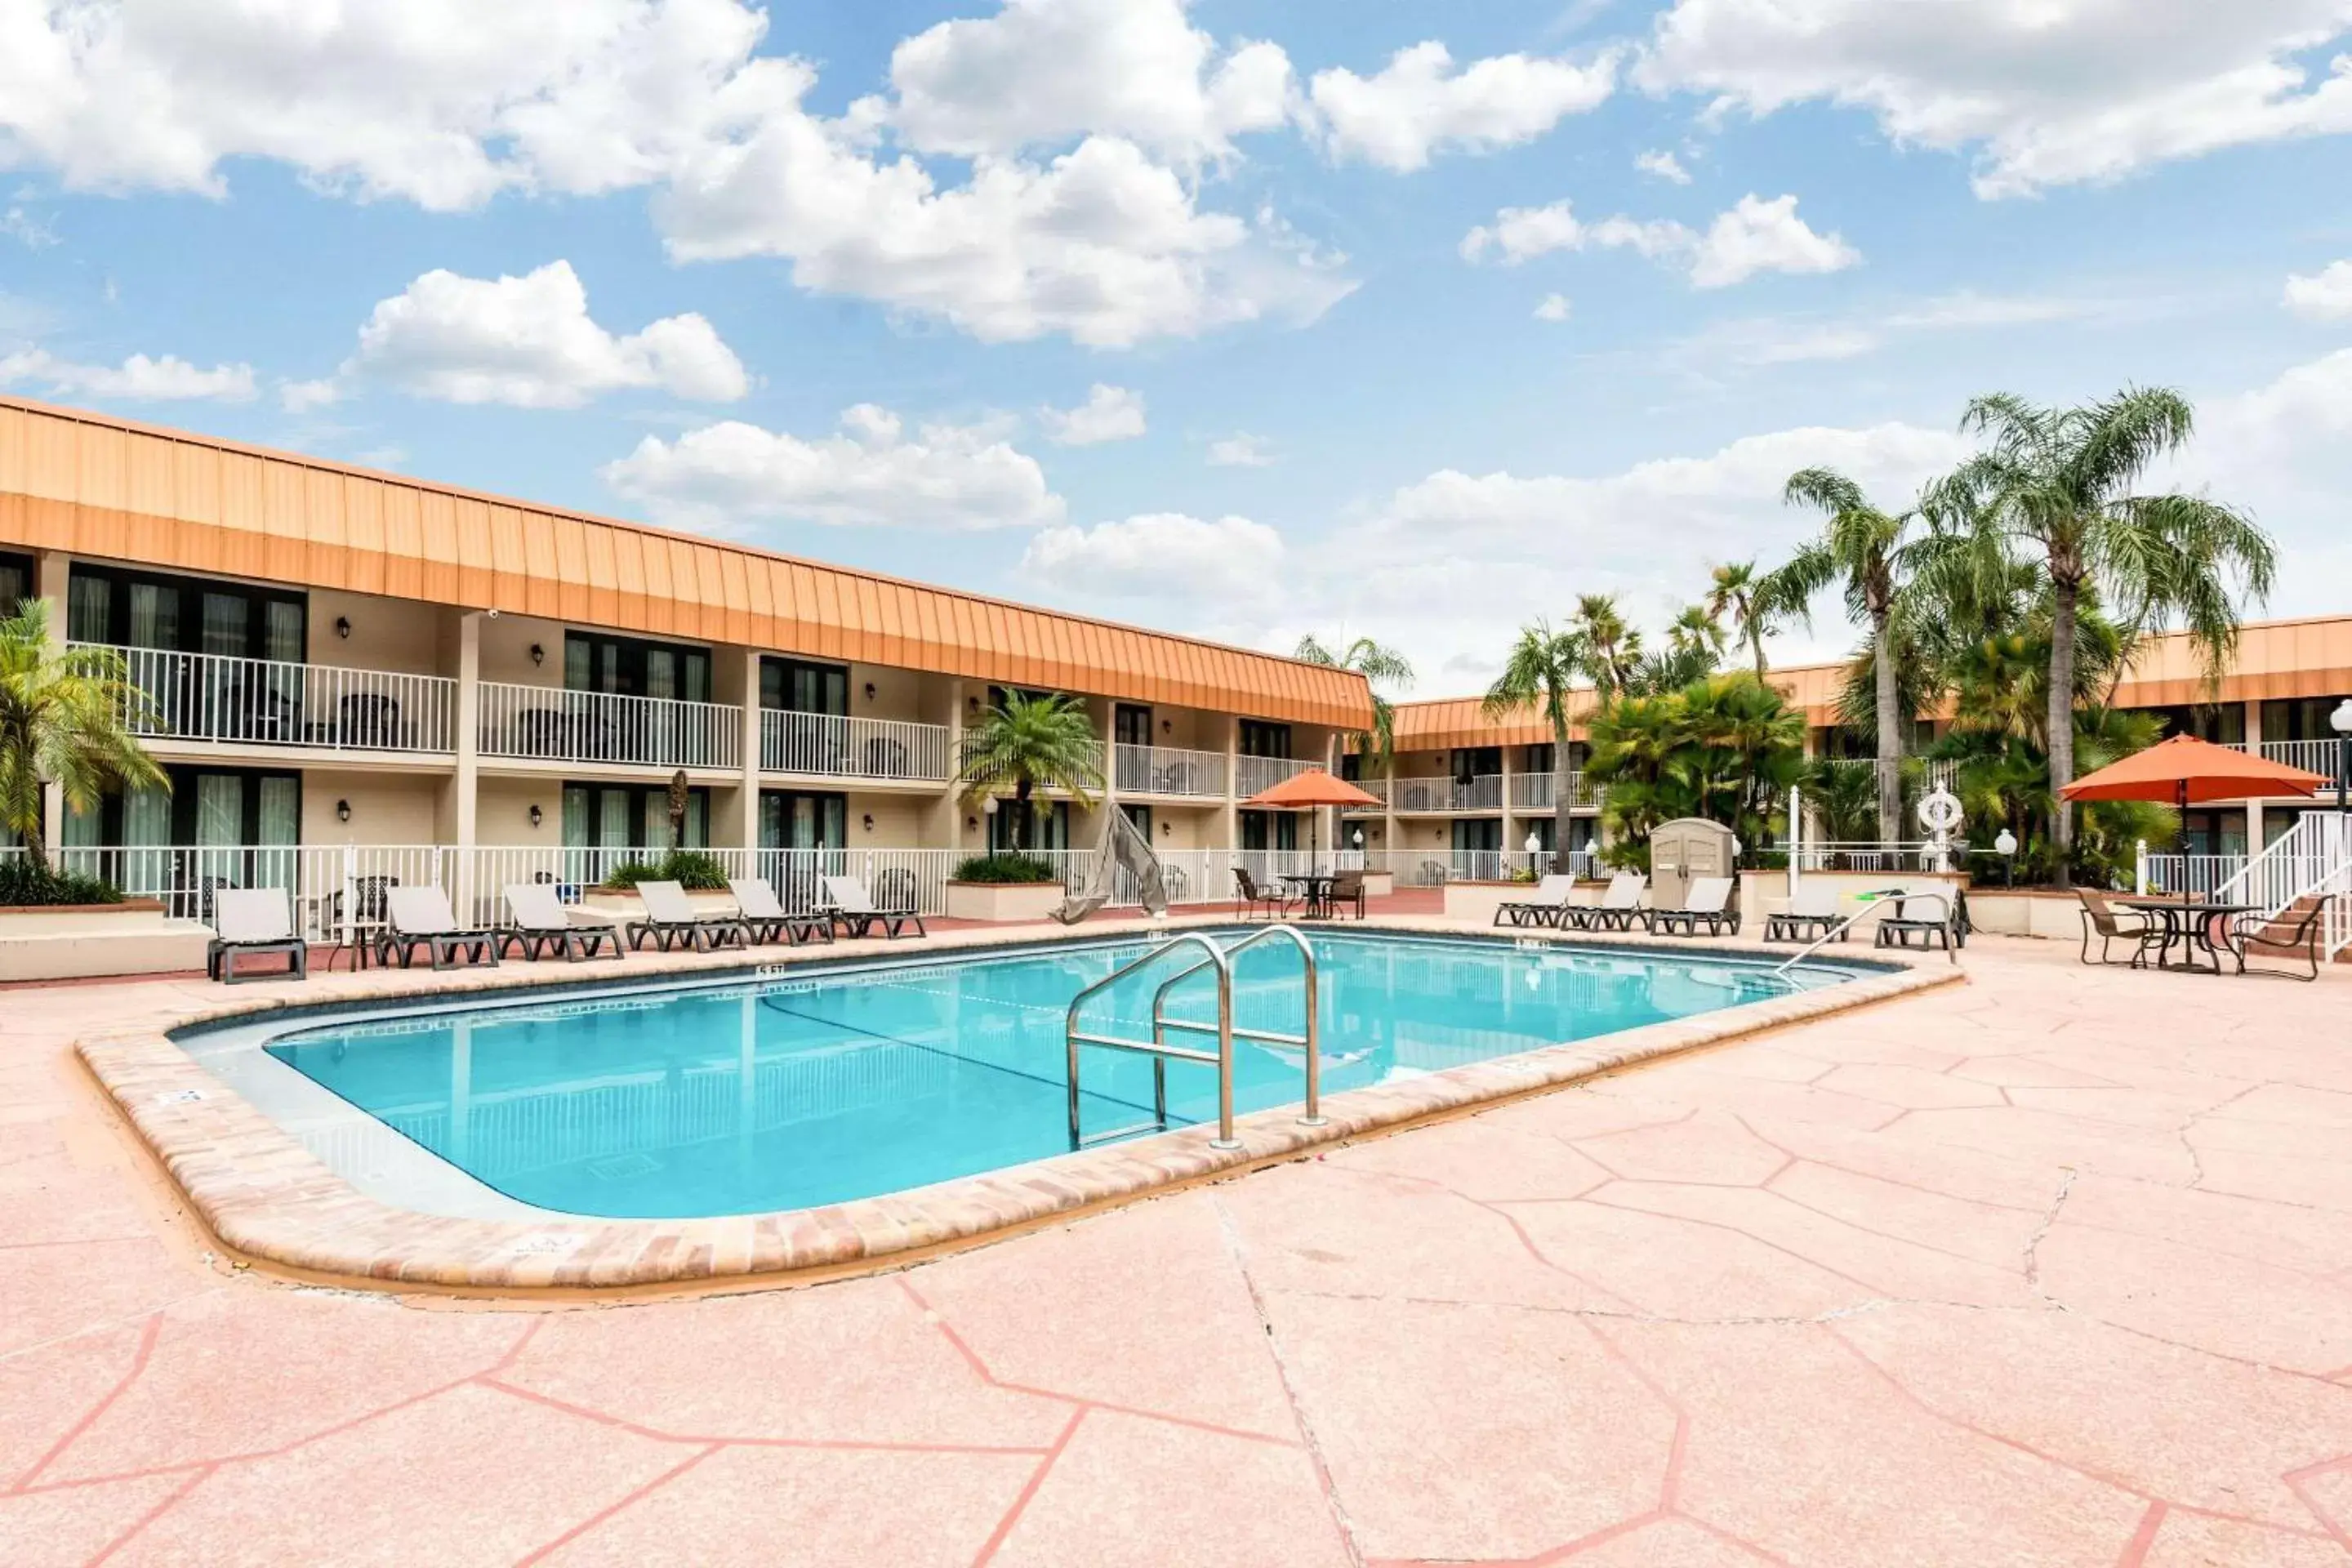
626,880,751,953
820,875,927,940
208,888,307,984
1326,869,1367,920
2076,889,2162,968
2226,899,2326,981
727,877,833,947
499,883,624,962
1764,883,1844,943
1875,885,1959,952
1563,872,1647,933
380,886,500,971
1232,867,1292,920
1494,873,1577,929
1647,875,1739,937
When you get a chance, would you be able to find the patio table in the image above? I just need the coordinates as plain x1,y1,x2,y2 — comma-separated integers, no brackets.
2114,897,2261,973
1281,873,1339,920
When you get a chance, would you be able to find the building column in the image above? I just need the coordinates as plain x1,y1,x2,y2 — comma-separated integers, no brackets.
452,611,481,866
737,648,762,853
1499,744,1517,862
1218,714,1240,851
34,551,69,857
2243,697,2264,755
939,679,969,854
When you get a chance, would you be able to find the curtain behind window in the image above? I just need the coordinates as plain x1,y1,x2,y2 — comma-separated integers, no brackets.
68,577,110,643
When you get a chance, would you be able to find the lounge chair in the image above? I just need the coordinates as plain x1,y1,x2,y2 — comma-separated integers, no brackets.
1232,867,1292,921
2226,900,2324,981
2076,889,2161,967
1325,869,1366,920
1564,872,1647,933
626,880,751,953
728,877,833,947
1494,873,1578,929
499,883,624,962
820,875,927,940
380,886,500,970
208,888,308,983
1875,885,1959,951
1764,883,1844,943
1647,875,1739,937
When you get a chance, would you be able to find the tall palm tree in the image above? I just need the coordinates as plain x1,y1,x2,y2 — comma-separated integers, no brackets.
0,600,167,864
1481,622,1585,871
956,690,1104,854
1568,594,1641,700
1706,559,1797,683
1775,467,1940,851
1938,388,2274,884
1294,634,1414,768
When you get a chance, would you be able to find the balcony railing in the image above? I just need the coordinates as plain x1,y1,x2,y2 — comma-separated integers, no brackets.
1234,755,1316,798
760,710,951,782
1113,743,1227,798
1391,774,1503,813
1508,772,1596,811
958,734,1106,791
1339,777,1388,812
78,643,457,755
478,683,742,771
2246,738,2345,779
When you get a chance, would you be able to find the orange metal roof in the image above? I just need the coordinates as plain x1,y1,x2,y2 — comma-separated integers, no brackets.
0,395,1372,730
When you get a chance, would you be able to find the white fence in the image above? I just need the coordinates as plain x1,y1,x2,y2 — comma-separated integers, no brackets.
1113,743,1227,798
79,643,458,755
2208,813,2352,958
1508,772,1597,811
1340,777,1388,811
1234,755,1316,797
53,843,447,940
760,710,950,782
2134,850,2249,899
1391,775,1503,813
2247,738,2343,778
479,682,742,771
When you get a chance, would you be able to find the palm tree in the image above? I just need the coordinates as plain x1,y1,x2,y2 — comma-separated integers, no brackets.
1568,594,1641,700
956,690,1104,854
1939,388,2274,884
0,600,167,864
1294,634,1414,768
1706,560,1798,683
1775,468,1940,851
1481,622,1585,872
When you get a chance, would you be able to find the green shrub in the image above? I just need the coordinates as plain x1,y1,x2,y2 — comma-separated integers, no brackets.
0,856,123,907
598,849,730,892
952,853,1062,884
1507,865,1539,884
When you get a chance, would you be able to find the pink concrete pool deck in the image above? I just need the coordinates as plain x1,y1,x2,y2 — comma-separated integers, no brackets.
4,933,2351,1566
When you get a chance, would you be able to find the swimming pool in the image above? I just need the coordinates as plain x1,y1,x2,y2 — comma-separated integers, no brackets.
248,929,1859,1221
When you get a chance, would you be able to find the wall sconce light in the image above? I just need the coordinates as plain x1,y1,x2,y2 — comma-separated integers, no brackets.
334,616,351,639
336,799,352,823
1160,718,1172,735
528,804,543,829
967,694,981,715
529,643,546,666
965,816,978,831
1160,821,1171,837
862,813,875,831
863,681,876,702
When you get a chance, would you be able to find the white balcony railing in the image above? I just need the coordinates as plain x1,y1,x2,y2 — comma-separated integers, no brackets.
760,710,951,782
956,734,1106,793
1391,775,1503,813
77,643,457,755
1339,777,1388,812
478,682,742,771
1113,743,1227,798
1509,771,1596,811
2247,738,2346,780
1233,754,1315,798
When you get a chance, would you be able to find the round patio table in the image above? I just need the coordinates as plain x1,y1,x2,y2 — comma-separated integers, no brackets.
1281,873,1338,920
2114,897,2261,973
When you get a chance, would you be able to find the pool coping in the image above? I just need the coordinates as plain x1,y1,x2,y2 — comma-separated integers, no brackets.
74,915,1965,1299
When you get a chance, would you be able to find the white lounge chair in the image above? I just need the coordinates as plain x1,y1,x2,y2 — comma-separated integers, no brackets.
1494,873,1579,928
726,878,832,947
1647,875,1738,937
1764,883,1843,942
1564,872,1647,933
1875,884,1961,952
381,886,500,970
208,888,307,983
626,880,749,953
821,875,927,939
500,883,624,962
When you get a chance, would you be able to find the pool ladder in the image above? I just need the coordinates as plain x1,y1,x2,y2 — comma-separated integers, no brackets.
1063,925,1323,1152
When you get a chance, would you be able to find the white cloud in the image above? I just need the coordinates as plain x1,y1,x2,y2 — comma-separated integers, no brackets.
1663,290,2134,372
1638,0,2352,199
308,261,747,410
2285,260,2352,322
1533,292,1572,322
879,0,1294,163
599,405,1065,532
1686,194,1860,288
1462,193,1857,287
1206,432,1275,467
1040,383,1147,445
1021,512,1285,602
0,207,56,247
0,348,256,401
1307,41,1617,172
1635,148,1691,183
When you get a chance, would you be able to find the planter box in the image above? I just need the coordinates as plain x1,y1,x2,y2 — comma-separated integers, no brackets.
1358,871,1393,900
1740,870,1970,934
0,900,212,982
945,880,1067,923
578,887,739,920
1967,889,2084,941
1441,879,1606,926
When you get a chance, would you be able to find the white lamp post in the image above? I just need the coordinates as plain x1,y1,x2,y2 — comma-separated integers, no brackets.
1994,826,2018,889
2331,699,2352,822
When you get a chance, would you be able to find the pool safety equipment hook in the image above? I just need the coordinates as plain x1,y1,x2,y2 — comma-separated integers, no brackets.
1063,925,1323,1152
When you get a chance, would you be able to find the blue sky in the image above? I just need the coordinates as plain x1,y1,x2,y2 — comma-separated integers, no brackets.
3,0,2350,693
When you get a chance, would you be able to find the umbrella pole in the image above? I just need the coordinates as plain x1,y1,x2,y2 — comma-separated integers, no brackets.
2178,780,2189,905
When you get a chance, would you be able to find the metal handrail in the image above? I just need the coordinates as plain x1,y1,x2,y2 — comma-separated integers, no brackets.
1773,886,1959,974
1148,924,1323,1130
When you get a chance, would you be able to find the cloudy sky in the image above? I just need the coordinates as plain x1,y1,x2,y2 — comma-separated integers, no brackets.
2,0,2349,695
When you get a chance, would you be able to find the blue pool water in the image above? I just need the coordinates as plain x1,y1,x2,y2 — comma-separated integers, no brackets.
262,930,1855,1219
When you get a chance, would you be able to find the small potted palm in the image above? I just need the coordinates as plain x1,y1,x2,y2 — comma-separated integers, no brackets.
951,692,1103,921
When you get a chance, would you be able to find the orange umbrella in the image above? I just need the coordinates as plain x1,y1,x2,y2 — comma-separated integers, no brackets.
1240,768,1383,876
2060,734,2327,903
